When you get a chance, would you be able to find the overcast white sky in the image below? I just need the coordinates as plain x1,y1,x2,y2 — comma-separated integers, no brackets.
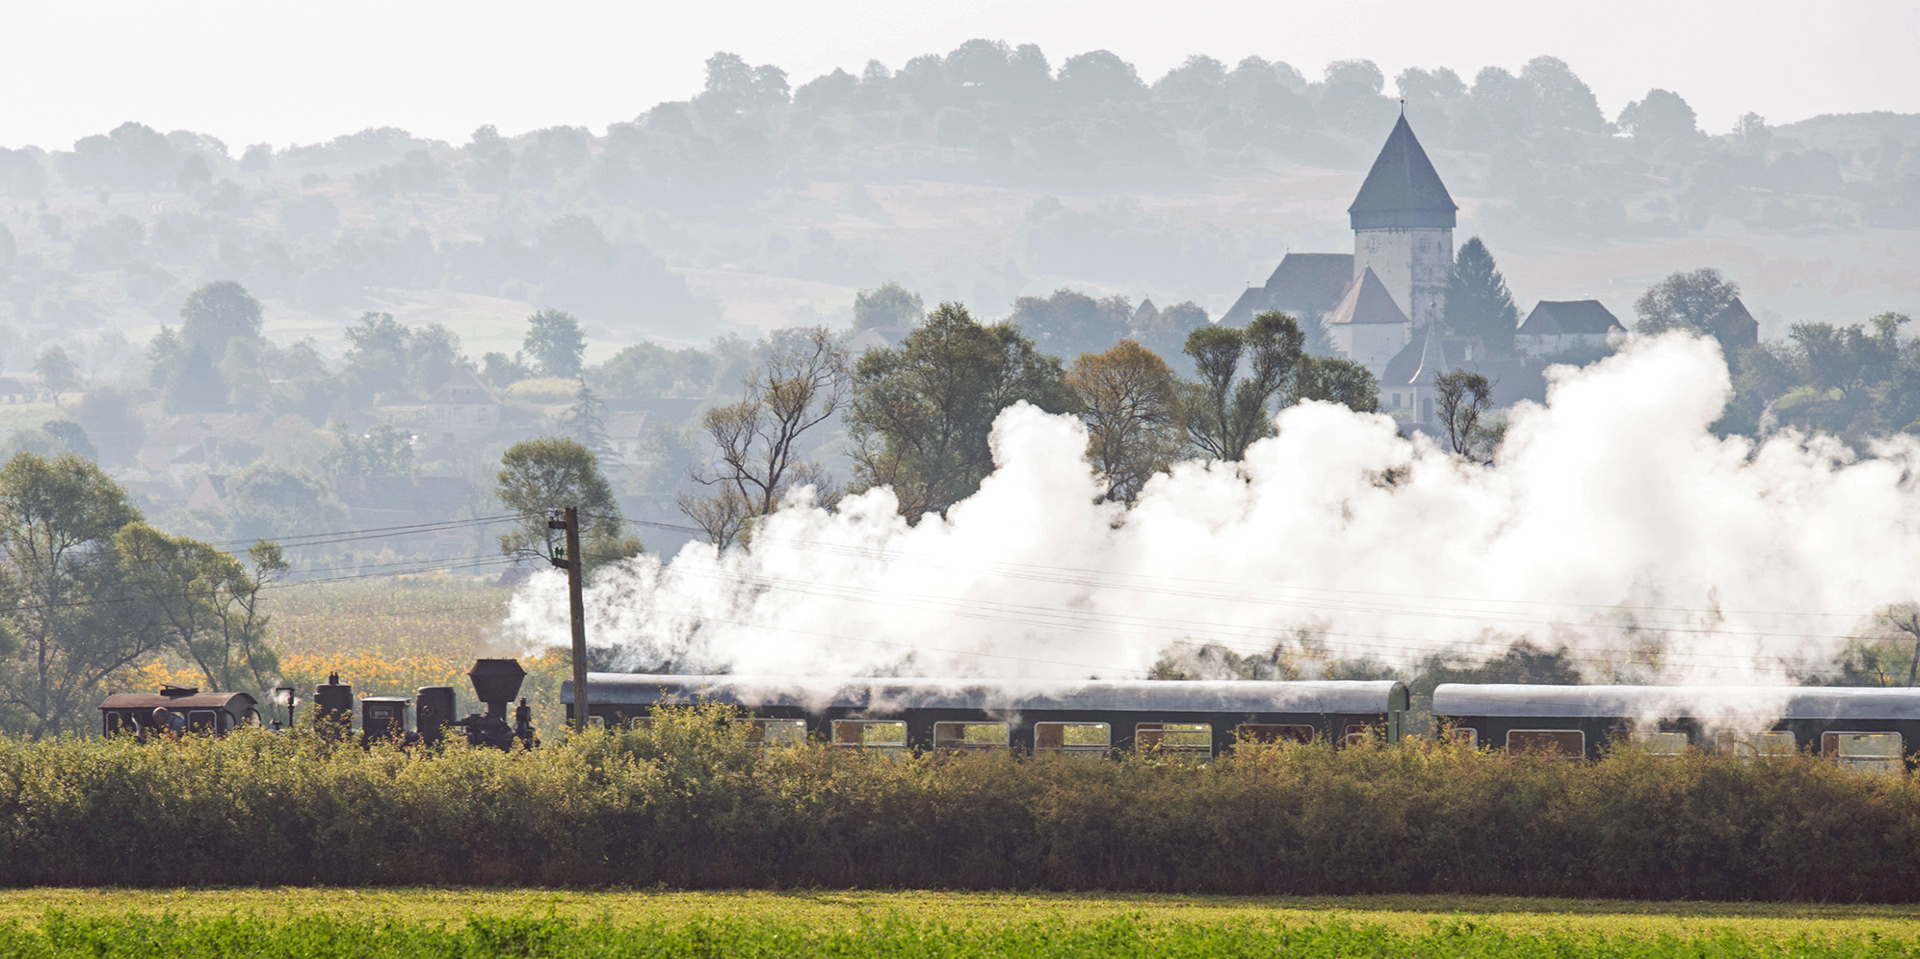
4,0,1916,151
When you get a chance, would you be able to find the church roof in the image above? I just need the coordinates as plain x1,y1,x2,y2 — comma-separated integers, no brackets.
1219,286,1273,325
1382,320,1450,387
1518,300,1624,337
1327,268,1409,327
1712,297,1759,347
1133,298,1159,324
1261,253,1355,315
1349,116,1458,230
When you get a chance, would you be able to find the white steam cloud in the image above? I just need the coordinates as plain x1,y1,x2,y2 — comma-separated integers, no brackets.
503,334,1920,685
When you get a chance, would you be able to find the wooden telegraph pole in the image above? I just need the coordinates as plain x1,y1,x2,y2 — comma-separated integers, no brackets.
549,506,589,731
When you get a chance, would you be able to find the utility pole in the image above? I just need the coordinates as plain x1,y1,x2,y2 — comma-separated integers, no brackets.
549,506,589,731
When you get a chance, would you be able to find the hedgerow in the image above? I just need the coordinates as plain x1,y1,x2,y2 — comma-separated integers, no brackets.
1,706,1916,899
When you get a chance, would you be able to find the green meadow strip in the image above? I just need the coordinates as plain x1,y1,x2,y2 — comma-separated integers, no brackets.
3,914,1919,959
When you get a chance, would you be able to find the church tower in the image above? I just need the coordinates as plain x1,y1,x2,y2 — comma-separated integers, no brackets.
1349,115,1457,336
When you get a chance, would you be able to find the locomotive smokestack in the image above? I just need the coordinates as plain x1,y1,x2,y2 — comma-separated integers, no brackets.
468,659,526,721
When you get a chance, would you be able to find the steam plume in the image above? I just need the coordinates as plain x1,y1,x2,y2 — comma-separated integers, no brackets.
503,333,1920,685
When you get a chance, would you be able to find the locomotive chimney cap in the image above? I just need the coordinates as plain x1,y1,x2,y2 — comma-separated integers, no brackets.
469,658,527,705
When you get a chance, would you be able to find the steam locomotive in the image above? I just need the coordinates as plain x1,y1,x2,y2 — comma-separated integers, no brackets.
99,657,537,749
98,663,1920,770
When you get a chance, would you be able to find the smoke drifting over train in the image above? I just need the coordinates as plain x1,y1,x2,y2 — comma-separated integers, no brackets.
504,333,1920,686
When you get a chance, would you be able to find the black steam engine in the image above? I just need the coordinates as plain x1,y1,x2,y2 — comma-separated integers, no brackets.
106,657,537,749
316,657,537,748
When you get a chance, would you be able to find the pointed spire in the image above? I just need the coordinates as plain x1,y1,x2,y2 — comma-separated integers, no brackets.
1349,116,1457,230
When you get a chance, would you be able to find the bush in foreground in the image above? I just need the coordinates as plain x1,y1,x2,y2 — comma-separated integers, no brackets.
2,708,1918,898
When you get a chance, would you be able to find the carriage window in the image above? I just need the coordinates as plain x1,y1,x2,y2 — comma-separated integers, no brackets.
1236,723,1314,745
1756,731,1798,756
1343,723,1373,745
745,718,806,745
832,720,908,748
187,710,218,734
628,716,654,731
1034,722,1110,756
933,721,1008,751
1506,730,1584,758
1642,731,1689,755
1137,722,1212,756
588,715,607,729
1823,732,1903,773
1450,727,1478,748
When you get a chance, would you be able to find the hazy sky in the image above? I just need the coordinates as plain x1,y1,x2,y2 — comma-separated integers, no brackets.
5,0,1915,151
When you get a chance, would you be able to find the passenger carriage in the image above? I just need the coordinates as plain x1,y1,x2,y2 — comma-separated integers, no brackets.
566,674,1411,756
1432,683,1920,770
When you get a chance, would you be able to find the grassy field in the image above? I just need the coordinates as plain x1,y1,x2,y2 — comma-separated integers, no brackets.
1,889,1918,936
1,890,1919,957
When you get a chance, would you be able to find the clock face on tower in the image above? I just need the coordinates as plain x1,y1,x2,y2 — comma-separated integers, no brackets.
1365,235,1381,253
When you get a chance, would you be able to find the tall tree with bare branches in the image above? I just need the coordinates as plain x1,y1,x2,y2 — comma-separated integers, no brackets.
682,327,850,548
1434,369,1499,463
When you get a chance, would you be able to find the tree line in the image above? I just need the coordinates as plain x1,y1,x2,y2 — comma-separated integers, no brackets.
674,301,1381,545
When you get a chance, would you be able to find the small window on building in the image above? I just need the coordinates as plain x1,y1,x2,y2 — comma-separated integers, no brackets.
1506,729,1585,758
1236,723,1315,745
1823,731,1904,773
1034,721,1110,756
1450,727,1478,748
933,721,1009,751
745,718,806,745
1137,722,1212,757
832,719,908,749
1642,730,1689,755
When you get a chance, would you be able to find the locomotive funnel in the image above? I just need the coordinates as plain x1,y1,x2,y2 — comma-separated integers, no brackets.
469,659,526,718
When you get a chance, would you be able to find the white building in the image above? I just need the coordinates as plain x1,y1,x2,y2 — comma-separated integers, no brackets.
1515,300,1625,357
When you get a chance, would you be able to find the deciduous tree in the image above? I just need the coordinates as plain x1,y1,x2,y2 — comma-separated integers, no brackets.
1069,340,1184,502
1179,310,1304,461
849,303,1071,517
524,309,586,378
0,453,149,736
1293,355,1381,413
33,346,78,406
853,282,925,331
1434,369,1498,463
497,438,641,575
179,280,262,362
116,526,283,695
682,327,849,547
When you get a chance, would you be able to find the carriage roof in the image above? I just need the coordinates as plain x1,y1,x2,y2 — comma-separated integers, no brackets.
571,673,1409,714
1432,683,1920,721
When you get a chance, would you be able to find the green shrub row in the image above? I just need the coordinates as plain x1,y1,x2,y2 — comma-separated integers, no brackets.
2,914,1917,959
2,707,1919,899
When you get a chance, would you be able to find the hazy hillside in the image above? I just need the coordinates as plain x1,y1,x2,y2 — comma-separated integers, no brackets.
0,42,1917,379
